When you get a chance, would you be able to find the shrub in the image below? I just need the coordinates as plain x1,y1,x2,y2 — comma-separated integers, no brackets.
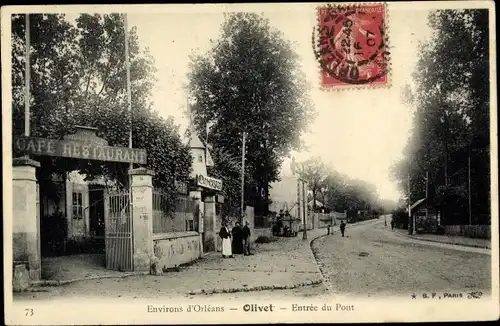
391,207,408,229
40,208,67,256
255,236,273,243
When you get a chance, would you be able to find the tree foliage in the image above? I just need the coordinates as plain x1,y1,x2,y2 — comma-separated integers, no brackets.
11,14,192,206
295,156,329,211
207,146,251,216
295,157,384,217
391,9,490,225
187,12,315,215
324,175,381,217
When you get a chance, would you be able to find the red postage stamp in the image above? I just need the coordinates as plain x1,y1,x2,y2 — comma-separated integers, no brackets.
315,3,389,89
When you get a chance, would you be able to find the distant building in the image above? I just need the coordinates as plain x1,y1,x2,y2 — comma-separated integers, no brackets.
269,175,302,218
411,197,440,233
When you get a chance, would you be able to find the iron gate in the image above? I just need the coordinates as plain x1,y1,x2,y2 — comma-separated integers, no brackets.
105,191,133,271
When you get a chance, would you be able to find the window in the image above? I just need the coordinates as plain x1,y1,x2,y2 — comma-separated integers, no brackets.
72,192,83,219
198,155,203,163
185,219,194,231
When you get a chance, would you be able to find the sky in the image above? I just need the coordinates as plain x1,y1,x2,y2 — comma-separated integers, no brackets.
122,3,434,201
65,3,433,201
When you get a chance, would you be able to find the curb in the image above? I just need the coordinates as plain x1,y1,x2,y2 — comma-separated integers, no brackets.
392,230,491,249
30,271,150,287
188,279,323,295
309,229,336,292
309,220,379,291
188,229,330,296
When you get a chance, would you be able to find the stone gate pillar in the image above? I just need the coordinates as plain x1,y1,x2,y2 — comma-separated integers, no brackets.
203,195,216,252
129,168,154,272
12,158,41,282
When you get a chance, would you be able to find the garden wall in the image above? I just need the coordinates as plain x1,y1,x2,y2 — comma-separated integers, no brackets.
444,225,490,239
153,231,201,269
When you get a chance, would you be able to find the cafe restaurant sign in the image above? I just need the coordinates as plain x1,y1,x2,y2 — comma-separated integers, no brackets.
13,126,147,164
196,174,223,191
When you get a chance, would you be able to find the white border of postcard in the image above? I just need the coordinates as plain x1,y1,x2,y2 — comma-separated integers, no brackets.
2,2,499,324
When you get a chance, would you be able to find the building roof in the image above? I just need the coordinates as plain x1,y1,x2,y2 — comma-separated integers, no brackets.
308,199,324,207
188,133,205,149
410,198,427,210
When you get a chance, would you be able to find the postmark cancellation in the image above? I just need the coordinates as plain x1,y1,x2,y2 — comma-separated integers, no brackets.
314,3,390,90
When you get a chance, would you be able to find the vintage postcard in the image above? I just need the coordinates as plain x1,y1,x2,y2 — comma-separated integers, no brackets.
2,1,498,324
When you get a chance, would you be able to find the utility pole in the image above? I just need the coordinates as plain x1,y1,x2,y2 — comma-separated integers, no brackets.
124,13,133,190
297,179,301,237
468,151,472,225
240,131,246,223
408,169,412,235
302,180,307,240
24,14,31,138
425,171,429,198
124,14,134,269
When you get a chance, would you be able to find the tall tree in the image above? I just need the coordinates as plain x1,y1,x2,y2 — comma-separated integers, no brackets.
12,14,192,209
392,9,490,225
187,13,315,215
295,157,329,212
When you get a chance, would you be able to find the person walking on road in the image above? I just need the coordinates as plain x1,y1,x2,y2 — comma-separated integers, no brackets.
340,220,346,237
391,219,395,230
242,221,254,256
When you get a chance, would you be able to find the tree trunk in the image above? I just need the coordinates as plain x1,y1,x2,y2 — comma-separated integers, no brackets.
444,142,449,187
264,177,269,216
312,189,317,212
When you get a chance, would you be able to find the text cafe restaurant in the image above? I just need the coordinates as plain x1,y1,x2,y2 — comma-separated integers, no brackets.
12,126,225,282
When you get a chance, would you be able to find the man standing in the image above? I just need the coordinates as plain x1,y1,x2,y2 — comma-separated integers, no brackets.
219,221,233,258
242,221,253,256
232,221,243,254
340,220,346,237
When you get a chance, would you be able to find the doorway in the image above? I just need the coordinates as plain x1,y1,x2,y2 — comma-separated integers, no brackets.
88,185,105,253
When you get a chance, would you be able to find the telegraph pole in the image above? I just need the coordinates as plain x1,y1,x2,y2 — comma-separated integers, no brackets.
24,14,31,138
468,152,472,225
302,181,308,240
124,14,133,167
425,171,429,198
408,169,412,235
240,131,246,223
297,179,301,236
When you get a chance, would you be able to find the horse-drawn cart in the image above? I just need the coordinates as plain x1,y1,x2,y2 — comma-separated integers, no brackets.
272,216,301,237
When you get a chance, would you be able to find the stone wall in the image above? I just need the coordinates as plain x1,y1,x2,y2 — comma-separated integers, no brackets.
153,232,200,269
252,227,272,243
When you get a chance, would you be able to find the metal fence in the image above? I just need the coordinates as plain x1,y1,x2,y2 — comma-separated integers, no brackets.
153,192,196,233
105,192,133,272
444,225,491,239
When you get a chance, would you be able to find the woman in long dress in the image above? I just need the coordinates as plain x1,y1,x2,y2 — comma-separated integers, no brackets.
231,222,243,254
219,221,233,258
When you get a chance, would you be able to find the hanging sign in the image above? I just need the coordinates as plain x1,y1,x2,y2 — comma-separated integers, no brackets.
196,174,223,191
13,125,147,164
13,136,147,164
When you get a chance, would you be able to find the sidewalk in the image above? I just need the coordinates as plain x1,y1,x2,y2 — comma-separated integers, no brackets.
393,228,491,249
24,228,331,297
183,228,328,295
